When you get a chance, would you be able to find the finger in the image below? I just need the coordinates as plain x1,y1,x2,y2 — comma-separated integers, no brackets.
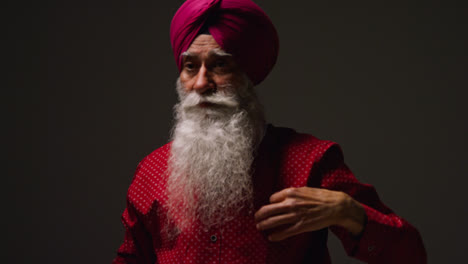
267,222,303,242
268,215,330,242
254,201,292,222
269,187,299,203
256,212,298,231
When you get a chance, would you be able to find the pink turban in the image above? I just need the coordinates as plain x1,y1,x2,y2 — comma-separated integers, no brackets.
170,0,279,86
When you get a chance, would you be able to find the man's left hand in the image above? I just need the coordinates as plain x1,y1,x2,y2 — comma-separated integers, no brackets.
254,187,366,241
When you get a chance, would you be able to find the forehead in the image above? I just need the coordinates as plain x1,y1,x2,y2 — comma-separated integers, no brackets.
186,34,223,55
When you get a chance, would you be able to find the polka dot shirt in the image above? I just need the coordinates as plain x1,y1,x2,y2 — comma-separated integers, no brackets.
112,125,426,264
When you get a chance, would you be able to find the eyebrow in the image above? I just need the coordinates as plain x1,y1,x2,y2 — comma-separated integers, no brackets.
181,48,232,59
210,48,232,57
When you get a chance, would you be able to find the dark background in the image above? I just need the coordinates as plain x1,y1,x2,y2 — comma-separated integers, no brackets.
6,1,467,263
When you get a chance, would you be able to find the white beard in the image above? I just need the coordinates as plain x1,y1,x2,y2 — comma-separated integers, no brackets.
165,76,265,235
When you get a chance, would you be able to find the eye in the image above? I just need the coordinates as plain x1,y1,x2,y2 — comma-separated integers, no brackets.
184,62,195,70
214,60,226,68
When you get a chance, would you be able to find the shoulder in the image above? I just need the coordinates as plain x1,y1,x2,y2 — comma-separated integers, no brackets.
267,124,339,158
139,142,173,173
134,142,172,183
266,125,344,187
126,142,172,213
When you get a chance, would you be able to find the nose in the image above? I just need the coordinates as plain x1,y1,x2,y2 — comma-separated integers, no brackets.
192,65,215,94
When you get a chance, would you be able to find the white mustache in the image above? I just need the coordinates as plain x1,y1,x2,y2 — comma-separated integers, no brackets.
180,91,240,111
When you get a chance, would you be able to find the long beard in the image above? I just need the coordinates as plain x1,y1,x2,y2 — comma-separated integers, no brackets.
165,76,265,235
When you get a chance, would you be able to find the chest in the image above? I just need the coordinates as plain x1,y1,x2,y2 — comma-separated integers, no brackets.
148,148,326,263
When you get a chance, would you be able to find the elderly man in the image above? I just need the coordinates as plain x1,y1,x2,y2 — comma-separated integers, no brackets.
113,0,426,263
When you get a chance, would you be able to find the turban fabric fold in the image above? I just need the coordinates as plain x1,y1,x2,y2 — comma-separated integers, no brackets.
170,0,279,86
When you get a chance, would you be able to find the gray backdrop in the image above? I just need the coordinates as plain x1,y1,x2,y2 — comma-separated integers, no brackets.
6,1,467,263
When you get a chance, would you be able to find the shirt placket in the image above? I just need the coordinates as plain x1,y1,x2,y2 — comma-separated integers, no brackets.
205,229,221,264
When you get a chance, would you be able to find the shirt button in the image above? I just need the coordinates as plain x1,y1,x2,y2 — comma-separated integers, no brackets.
368,245,375,252
210,235,217,243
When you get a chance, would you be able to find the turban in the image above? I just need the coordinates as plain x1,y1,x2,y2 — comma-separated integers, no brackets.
170,0,279,86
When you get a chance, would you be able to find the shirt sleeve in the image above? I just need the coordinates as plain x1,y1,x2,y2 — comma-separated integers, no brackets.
112,200,157,264
314,145,427,264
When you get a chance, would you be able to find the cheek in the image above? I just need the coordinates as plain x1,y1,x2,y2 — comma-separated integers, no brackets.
215,73,242,87
179,72,189,82
179,74,193,89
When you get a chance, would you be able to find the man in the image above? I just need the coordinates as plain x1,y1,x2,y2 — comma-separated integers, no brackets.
113,0,426,263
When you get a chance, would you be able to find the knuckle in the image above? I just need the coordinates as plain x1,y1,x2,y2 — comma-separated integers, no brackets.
290,211,300,219
285,187,297,197
284,198,298,209
335,191,348,204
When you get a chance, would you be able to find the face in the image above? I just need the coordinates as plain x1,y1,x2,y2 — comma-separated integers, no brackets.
179,34,245,95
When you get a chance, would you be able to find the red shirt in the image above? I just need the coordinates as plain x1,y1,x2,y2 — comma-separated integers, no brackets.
112,125,426,264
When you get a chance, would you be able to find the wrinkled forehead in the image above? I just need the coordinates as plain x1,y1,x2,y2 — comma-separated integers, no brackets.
182,34,232,60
